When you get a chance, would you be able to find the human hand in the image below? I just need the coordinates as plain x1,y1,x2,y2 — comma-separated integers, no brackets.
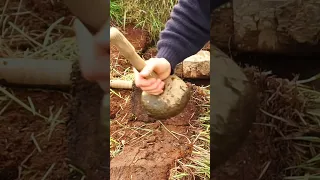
134,58,171,95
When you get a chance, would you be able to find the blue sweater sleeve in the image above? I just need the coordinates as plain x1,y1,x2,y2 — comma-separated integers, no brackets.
156,0,229,73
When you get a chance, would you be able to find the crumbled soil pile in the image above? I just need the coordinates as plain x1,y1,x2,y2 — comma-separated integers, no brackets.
110,85,207,180
213,67,318,180
0,89,69,180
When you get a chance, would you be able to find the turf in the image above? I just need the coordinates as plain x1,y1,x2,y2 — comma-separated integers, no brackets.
110,0,177,42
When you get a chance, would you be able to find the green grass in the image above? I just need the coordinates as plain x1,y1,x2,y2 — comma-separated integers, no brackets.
110,0,125,26
281,83,320,179
110,0,178,41
244,68,320,179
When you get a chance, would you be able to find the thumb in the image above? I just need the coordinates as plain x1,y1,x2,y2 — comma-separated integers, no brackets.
140,60,157,77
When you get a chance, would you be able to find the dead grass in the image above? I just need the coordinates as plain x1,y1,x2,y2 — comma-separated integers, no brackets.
0,87,70,179
0,0,78,179
168,86,210,180
0,0,76,60
243,67,320,178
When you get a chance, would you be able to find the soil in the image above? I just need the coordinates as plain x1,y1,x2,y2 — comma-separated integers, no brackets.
110,90,132,119
211,65,319,180
142,47,158,60
0,89,69,180
109,85,207,180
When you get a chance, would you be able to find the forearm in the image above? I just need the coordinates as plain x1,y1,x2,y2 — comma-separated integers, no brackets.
156,0,210,73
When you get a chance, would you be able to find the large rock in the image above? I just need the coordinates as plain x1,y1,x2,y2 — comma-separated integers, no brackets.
211,44,257,168
212,0,320,53
175,50,210,79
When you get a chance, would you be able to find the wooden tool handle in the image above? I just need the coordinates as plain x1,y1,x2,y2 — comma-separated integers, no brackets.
110,79,133,89
110,27,158,79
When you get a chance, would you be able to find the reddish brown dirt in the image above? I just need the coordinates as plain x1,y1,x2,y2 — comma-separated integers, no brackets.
142,47,158,60
109,86,207,180
110,90,132,119
0,89,69,180
110,24,151,78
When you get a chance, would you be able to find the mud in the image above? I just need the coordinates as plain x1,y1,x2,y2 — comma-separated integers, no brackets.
110,85,207,180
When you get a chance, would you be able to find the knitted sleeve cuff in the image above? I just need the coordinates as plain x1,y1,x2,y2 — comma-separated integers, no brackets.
156,47,183,75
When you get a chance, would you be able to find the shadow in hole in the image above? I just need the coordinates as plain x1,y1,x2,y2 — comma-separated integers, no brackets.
232,52,320,80
0,166,18,180
184,52,320,87
185,78,210,87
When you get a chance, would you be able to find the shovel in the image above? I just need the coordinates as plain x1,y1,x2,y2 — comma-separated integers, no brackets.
110,27,192,120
